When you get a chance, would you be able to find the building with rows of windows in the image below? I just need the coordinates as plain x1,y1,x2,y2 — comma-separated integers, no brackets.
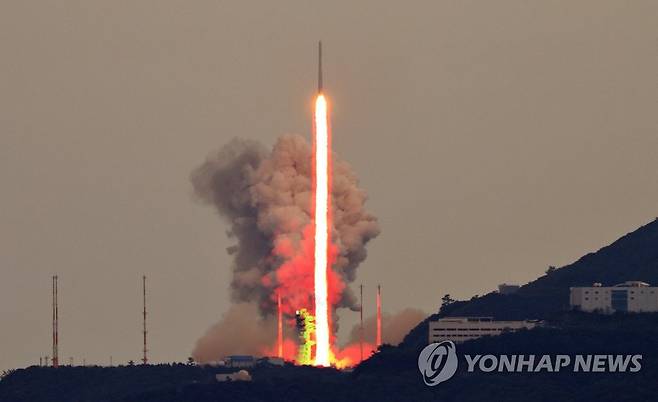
428,317,540,344
570,281,658,313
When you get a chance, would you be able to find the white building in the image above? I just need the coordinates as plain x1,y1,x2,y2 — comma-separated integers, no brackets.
570,281,658,314
428,317,540,344
498,283,520,295
216,370,252,382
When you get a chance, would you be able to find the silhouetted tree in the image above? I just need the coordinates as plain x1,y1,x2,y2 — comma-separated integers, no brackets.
441,294,455,311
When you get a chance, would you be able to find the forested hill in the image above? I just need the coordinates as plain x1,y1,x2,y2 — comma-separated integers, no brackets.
520,218,658,293
2,313,658,402
3,220,658,402
402,218,658,349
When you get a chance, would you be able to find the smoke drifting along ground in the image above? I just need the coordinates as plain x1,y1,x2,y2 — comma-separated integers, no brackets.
193,304,275,360
191,135,380,362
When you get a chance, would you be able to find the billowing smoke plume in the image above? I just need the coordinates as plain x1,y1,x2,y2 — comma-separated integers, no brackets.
191,134,380,360
347,308,426,346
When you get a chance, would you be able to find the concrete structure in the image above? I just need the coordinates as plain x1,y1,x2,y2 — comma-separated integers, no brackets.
216,370,252,382
570,281,658,313
429,317,540,344
498,283,520,295
225,355,255,368
259,356,284,366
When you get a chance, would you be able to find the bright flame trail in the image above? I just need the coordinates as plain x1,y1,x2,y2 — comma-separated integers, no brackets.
313,92,330,366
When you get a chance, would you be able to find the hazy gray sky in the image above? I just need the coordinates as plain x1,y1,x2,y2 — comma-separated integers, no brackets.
1,1,656,371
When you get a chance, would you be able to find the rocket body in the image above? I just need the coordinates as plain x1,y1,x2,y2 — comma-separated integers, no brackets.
318,41,323,93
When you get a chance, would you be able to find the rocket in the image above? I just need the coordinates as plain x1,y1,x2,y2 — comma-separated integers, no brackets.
318,41,323,94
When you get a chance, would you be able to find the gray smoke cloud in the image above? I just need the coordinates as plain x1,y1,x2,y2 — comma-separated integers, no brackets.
190,134,380,360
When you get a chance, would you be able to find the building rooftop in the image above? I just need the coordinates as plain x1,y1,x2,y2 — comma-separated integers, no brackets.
571,281,653,289
226,355,255,361
613,281,651,288
438,317,493,322
436,317,541,324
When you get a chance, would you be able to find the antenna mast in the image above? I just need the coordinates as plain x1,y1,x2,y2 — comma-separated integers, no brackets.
52,275,59,368
277,291,283,358
359,284,364,362
376,285,382,347
142,275,148,365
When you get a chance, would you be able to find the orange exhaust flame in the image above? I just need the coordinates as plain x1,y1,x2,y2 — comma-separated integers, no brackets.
332,343,376,369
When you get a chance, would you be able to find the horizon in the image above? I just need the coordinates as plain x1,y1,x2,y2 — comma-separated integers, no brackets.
1,1,657,373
